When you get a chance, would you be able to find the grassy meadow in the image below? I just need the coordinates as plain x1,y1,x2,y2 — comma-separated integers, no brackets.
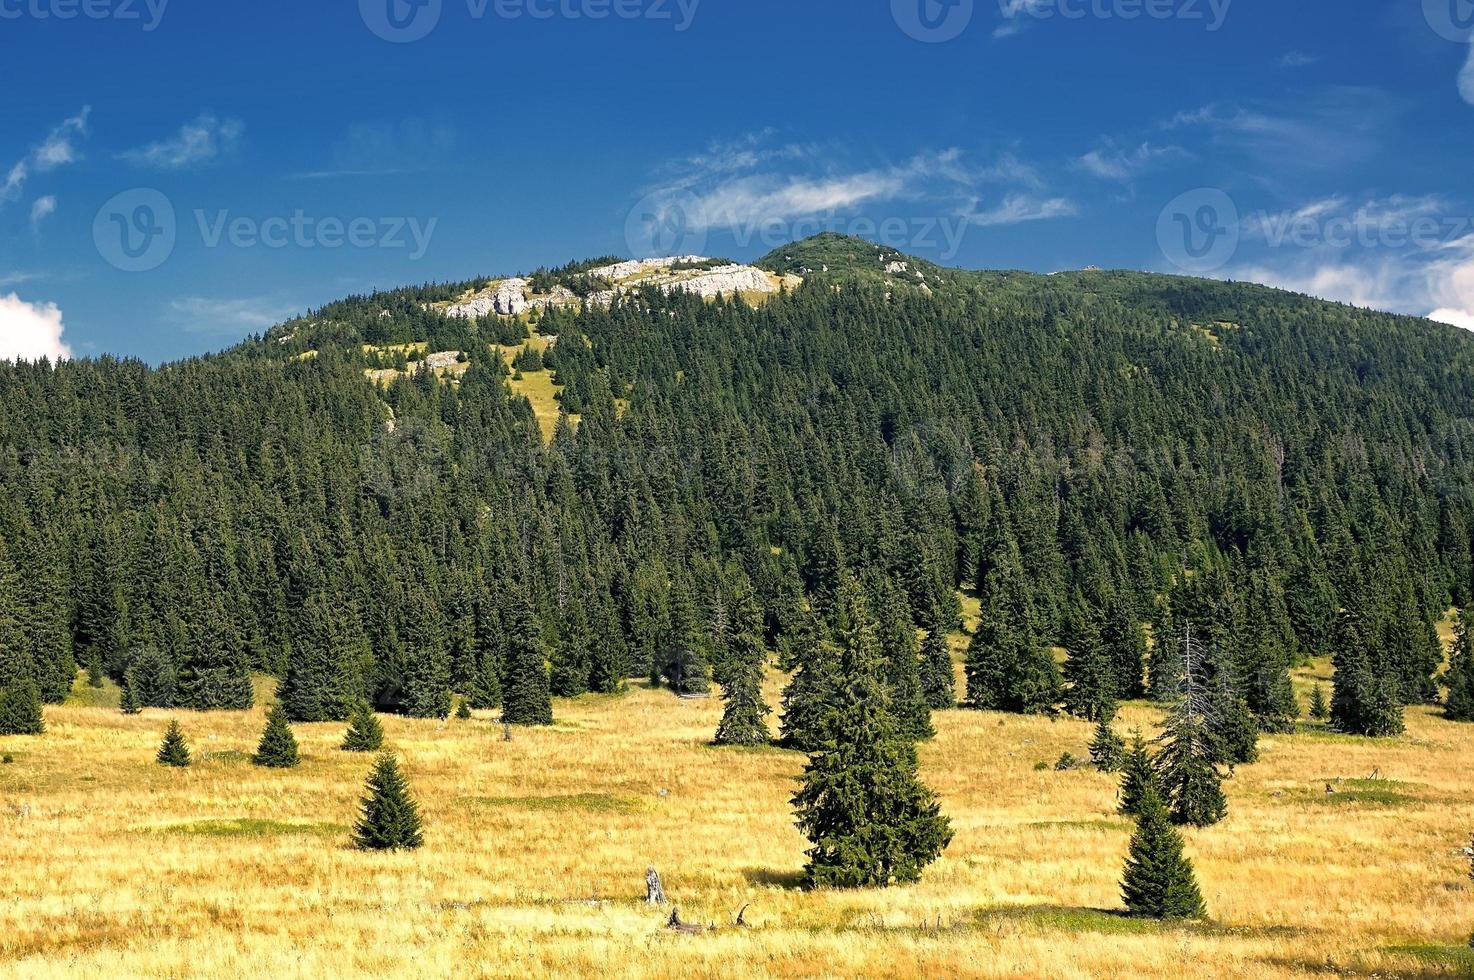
2,640,1473,978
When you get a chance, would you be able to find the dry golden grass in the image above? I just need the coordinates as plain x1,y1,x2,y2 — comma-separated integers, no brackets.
3,649,1473,979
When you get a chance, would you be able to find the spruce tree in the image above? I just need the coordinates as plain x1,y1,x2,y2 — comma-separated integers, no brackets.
549,602,592,698
352,753,424,852
0,676,44,736
918,618,956,710
1102,597,1147,700
779,613,838,752
455,697,473,720
965,539,1060,714
1118,731,1159,816
1156,627,1228,827
792,577,952,888
253,704,301,768
1062,597,1116,721
501,592,554,726
1121,784,1206,920
401,594,453,720
280,593,365,723
176,591,254,711
1309,683,1330,721
1090,713,1126,772
157,720,191,767
342,702,385,752
1445,610,1474,722
1331,607,1405,737
120,680,142,715
876,584,933,741
714,630,772,746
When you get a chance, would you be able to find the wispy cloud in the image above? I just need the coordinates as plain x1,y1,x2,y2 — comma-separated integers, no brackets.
1165,89,1399,172
288,119,457,180
1460,44,1474,106
120,113,243,170
642,134,1072,240
965,194,1077,227
1279,51,1319,69
994,0,1051,38
1076,142,1186,181
1,107,91,206
1220,194,1474,330
30,195,56,232
167,297,301,335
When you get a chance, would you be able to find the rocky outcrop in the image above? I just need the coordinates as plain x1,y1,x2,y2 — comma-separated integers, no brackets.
446,278,530,319
659,265,774,298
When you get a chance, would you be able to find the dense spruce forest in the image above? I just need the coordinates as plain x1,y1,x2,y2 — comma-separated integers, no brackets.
3,233,1473,758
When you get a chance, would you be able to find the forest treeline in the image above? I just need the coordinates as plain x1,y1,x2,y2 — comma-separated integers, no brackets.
2,235,1473,745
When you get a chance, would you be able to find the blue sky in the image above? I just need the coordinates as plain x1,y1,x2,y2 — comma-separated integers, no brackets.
2,0,1474,362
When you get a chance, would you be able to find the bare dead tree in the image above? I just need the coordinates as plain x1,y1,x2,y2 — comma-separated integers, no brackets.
645,867,667,905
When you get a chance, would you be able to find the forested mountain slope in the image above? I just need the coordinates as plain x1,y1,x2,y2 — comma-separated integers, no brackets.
2,234,1470,736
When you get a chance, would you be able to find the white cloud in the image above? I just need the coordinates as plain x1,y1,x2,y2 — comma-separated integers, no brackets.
120,114,243,170
289,119,456,179
1077,142,1185,181
1279,51,1319,69
643,135,1064,242
30,195,56,231
0,294,71,362
994,0,1051,37
168,297,300,335
1460,44,1474,106
1165,89,1397,172
965,194,1077,227
1,107,91,206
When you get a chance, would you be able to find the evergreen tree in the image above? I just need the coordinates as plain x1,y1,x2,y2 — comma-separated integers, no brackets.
1156,627,1228,827
342,702,385,752
468,597,505,710
791,577,952,888
918,617,956,710
253,704,301,768
779,613,838,752
1102,597,1147,700
1118,731,1159,816
1090,713,1126,772
176,591,254,712
120,680,142,715
1120,784,1206,921
1331,605,1406,737
400,594,453,719
876,582,934,741
280,593,365,722
352,753,424,851
714,630,772,746
549,601,592,698
157,720,191,767
501,592,553,726
1309,683,1330,721
455,697,473,720
1445,610,1474,722
966,538,1061,714
0,676,44,736
1062,596,1116,721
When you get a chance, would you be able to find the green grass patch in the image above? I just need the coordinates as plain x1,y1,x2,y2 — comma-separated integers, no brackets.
1021,819,1130,832
1292,780,1425,807
464,793,646,814
975,905,1167,936
148,819,347,838
198,750,253,764
1382,943,1474,973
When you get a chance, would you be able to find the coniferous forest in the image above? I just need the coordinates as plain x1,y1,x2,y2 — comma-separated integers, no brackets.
4,234,1474,898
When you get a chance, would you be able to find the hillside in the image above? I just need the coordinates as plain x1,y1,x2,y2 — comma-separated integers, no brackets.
4,233,1474,972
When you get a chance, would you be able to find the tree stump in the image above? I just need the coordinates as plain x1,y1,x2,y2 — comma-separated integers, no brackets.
645,867,667,905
